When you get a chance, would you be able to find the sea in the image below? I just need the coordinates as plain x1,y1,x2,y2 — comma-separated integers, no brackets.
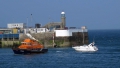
0,29,120,68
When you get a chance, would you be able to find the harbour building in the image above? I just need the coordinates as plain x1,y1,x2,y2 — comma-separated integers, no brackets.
0,11,89,48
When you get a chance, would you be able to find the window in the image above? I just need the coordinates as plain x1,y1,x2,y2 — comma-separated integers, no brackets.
41,29,43,31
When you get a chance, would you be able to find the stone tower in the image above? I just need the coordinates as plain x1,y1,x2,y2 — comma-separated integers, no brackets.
61,12,66,29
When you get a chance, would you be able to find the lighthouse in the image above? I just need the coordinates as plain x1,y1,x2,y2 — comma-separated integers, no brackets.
61,12,66,29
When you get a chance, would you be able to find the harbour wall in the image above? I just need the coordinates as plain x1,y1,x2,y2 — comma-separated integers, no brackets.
0,32,89,48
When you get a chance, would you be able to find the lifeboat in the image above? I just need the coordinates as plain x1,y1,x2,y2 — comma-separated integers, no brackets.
12,38,48,54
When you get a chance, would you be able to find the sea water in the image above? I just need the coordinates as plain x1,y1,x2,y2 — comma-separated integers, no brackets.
0,29,120,68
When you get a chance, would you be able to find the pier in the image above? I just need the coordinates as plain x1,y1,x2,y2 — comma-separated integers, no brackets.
0,30,89,48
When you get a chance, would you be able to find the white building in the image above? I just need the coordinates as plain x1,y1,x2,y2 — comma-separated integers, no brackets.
7,23,26,28
24,28,50,34
54,26,87,37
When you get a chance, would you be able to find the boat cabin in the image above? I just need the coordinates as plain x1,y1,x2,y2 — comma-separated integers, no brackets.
18,39,43,49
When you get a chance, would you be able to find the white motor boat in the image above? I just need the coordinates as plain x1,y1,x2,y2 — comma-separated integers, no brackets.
72,42,98,52
72,29,98,52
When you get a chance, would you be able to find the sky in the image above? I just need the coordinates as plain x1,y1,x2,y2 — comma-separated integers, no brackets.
0,0,120,30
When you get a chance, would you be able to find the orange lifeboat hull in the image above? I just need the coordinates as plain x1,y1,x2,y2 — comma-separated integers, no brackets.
12,48,48,54
12,38,48,54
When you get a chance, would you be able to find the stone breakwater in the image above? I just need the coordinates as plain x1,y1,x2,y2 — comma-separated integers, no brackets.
0,32,89,48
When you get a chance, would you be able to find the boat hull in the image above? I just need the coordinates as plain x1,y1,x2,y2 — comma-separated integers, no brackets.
72,43,98,52
12,48,48,54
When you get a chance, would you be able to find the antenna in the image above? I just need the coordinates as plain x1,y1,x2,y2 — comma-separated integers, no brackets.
26,17,29,33
27,17,28,28
30,14,37,28
31,14,32,27
93,36,95,44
